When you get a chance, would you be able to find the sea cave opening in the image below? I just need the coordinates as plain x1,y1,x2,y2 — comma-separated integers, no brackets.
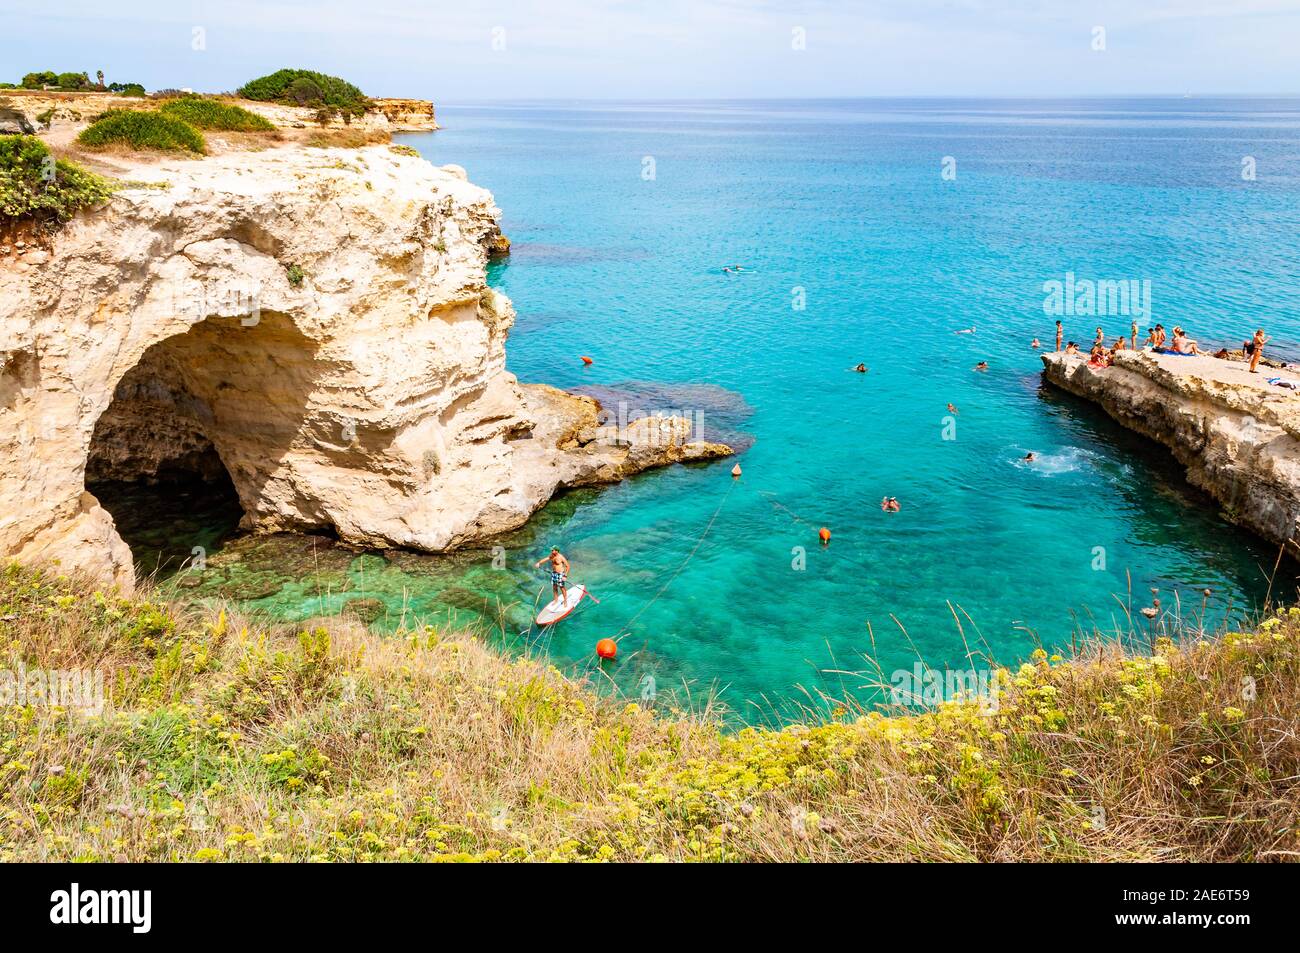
86,337,246,581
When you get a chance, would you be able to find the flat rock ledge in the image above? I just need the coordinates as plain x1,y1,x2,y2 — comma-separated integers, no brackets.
1041,349,1300,558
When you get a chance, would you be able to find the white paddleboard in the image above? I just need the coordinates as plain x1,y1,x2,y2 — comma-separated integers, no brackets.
536,584,587,626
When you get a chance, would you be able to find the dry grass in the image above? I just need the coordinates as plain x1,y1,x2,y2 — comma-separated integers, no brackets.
1,562,1297,862
301,128,391,149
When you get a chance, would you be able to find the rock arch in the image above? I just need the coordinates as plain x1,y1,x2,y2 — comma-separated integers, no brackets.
1,146,729,591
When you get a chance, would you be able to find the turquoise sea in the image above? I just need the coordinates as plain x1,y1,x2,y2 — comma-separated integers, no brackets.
136,99,1300,718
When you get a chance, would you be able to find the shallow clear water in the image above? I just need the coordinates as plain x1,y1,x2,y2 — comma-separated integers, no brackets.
148,99,1300,718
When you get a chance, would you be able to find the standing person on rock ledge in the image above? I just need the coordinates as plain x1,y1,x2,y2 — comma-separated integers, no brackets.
1248,329,1269,373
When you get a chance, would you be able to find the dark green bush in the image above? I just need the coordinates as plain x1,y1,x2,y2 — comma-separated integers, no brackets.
159,97,274,131
21,71,57,89
56,72,89,90
0,135,115,224
109,82,147,97
77,110,207,154
286,77,324,106
238,69,369,117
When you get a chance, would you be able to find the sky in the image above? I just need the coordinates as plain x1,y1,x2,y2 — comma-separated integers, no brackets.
3,0,1298,100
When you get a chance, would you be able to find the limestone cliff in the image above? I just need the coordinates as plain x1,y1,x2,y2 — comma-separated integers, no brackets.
1,144,728,588
1041,350,1300,556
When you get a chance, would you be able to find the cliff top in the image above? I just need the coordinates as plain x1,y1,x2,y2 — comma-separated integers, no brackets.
1043,348,1300,434
1,88,436,135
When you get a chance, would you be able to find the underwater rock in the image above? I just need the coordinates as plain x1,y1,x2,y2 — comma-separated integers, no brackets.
341,598,387,624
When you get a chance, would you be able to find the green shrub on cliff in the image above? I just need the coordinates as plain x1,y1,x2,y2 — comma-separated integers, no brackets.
77,110,207,154
158,97,274,132
19,70,92,91
109,82,148,98
0,135,115,225
237,68,369,117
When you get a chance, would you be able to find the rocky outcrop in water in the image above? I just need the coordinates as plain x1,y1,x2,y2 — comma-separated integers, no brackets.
1042,349,1300,557
0,144,729,588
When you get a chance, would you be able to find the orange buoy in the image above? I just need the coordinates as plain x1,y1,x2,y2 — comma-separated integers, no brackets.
818,527,831,544
581,355,594,365
731,463,742,478
596,638,618,659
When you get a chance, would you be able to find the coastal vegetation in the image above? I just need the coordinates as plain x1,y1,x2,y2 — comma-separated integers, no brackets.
0,135,115,226
9,70,141,95
2,563,1296,862
77,110,207,155
237,69,370,120
158,98,274,132
20,71,92,91
304,128,390,149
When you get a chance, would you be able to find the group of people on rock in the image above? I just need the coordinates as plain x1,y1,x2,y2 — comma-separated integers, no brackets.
1052,319,1272,373
844,320,1278,515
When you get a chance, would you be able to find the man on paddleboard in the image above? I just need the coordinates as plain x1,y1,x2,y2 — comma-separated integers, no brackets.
535,547,570,601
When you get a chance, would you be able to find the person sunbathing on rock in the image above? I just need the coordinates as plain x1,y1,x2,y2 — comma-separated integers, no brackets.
1170,327,1201,355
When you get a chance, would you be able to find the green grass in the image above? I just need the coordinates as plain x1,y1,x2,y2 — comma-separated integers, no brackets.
77,110,207,155
3,562,1299,862
237,68,369,117
158,98,274,132
0,135,115,225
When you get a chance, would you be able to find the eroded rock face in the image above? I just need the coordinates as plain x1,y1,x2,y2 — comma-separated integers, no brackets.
1042,350,1300,556
0,145,729,588
370,98,438,131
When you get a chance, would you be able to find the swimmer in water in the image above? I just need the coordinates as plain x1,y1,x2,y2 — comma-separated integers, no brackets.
853,363,867,373
1024,452,1036,462
974,361,988,372
955,326,976,335
1031,338,1041,349
946,402,959,414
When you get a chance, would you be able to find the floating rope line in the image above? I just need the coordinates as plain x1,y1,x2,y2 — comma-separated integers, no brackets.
757,487,885,579
609,475,740,644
